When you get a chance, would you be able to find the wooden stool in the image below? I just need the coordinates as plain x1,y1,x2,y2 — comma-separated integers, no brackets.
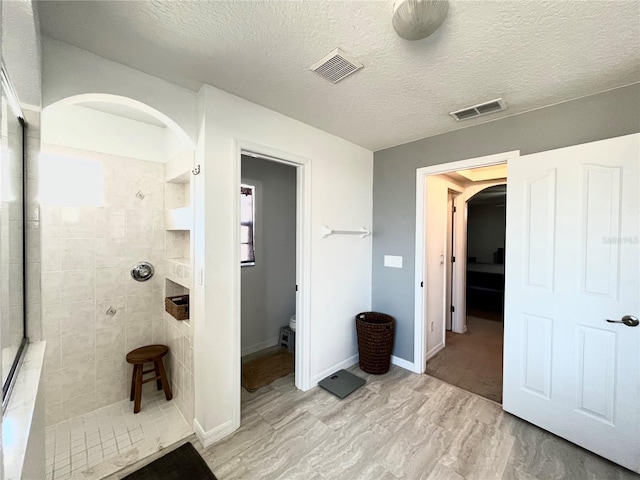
126,344,172,414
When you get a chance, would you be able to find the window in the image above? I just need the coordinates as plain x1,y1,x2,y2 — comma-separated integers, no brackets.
240,184,256,265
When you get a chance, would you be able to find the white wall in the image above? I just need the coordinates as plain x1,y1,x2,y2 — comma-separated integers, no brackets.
42,104,170,163
194,85,373,442
2,0,42,108
424,175,464,357
42,37,198,147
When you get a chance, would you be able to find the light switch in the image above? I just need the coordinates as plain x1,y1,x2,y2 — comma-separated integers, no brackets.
384,255,403,268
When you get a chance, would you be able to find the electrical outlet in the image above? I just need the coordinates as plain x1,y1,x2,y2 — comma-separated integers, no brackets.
430,321,434,332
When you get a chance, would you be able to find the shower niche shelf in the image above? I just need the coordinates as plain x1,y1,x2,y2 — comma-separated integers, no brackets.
165,257,191,289
165,150,192,184
165,278,190,321
164,149,193,295
166,206,192,231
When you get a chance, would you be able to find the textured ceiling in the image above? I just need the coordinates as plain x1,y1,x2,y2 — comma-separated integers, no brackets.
37,1,640,151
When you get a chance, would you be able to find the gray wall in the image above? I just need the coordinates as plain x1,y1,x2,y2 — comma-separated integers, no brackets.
373,83,640,362
241,155,296,354
467,202,506,264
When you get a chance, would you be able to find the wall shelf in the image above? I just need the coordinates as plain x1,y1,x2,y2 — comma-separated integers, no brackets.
166,206,192,231
165,150,193,184
165,257,192,289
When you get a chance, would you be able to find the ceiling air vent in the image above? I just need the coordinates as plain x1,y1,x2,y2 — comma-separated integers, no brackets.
450,98,507,122
311,48,363,83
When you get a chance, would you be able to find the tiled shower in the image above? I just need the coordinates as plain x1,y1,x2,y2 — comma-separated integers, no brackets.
41,145,167,422
39,106,195,479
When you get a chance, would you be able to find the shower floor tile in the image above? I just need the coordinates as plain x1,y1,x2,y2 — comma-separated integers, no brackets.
45,390,192,480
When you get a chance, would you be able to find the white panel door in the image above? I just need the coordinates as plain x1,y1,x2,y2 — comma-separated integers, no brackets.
503,134,640,472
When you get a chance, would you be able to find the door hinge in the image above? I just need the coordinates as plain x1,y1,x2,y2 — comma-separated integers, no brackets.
295,285,298,292
420,281,424,288
451,256,456,263
450,305,455,313
452,206,457,213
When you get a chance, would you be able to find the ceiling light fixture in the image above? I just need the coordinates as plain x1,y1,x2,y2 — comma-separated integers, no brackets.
392,0,449,41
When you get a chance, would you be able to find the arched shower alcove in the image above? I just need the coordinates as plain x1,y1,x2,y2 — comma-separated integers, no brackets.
40,94,197,478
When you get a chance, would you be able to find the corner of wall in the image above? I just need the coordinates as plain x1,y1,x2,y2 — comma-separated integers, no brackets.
193,417,237,448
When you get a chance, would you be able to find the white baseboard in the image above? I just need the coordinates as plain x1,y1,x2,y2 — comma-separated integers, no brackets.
426,343,445,361
241,336,279,357
310,354,359,386
193,418,237,448
391,355,418,373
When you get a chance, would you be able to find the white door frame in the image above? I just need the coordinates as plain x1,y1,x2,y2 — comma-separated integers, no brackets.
445,189,460,332
233,140,312,409
413,150,519,373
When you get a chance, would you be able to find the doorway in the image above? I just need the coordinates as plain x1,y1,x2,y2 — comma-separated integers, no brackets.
239,153,297,395
426,183,507,403
413,150,518,385
236,147,310,404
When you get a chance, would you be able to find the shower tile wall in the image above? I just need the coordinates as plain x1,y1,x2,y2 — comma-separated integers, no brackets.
41,145,166,426
163,285,194,425
26,109,43,343
1,101,25,353
163,166,194,426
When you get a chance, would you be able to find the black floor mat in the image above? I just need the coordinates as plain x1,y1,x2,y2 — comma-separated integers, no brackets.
122,442,217,480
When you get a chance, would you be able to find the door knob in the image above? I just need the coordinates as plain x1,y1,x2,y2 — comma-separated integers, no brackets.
606,315,639,327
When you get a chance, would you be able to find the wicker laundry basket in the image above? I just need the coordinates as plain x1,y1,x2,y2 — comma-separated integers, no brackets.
355,312,395,375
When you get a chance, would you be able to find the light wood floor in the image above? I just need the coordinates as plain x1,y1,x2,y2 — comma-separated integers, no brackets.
185,365,636,480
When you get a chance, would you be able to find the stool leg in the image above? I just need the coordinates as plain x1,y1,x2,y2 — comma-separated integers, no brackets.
134,363,143,414
130,364,137,401
157,358,173,401
154,361,162,390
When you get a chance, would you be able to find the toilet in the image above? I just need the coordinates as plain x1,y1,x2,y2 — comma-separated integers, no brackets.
289,314,296,331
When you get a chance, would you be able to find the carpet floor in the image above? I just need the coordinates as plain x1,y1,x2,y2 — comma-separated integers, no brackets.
426,315,504,403
241,348,294,392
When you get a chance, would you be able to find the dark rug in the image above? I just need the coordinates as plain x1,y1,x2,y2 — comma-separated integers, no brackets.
242,349,294,392
122,442,217,480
